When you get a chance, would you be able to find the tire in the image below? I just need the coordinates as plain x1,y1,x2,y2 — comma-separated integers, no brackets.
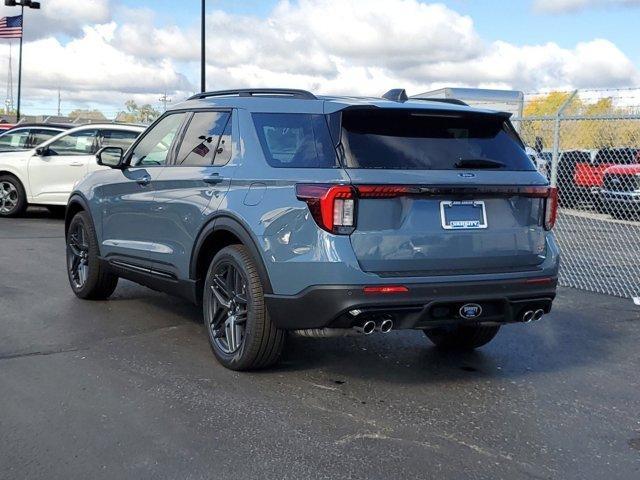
66,211,118,300
203,244,285,371
0,174,27,217
424,324,500,350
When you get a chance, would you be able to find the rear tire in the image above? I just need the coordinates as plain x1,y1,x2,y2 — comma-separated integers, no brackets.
66,211,119,300
0,174,27,217
424,324,500,350
203,245,285,371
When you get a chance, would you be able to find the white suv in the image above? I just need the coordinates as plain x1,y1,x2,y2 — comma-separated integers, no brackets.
0,123,143,217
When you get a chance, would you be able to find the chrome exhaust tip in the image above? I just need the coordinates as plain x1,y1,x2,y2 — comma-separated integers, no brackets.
378,318,393,334
533,309,545,321
354,320,376,335
522,310,534,323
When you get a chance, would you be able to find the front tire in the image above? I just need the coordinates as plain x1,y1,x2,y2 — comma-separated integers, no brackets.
0,174,27,217
203,245,285,371
424,324,500,350
66,211,118,300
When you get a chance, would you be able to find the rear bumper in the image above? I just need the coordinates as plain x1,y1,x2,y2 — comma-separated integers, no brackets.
264,277,557,330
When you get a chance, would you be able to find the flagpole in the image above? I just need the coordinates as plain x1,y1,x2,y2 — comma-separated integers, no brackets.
16,4,23,121
201,0,206,93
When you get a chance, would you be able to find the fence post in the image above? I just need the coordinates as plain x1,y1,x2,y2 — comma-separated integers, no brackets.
550,90,578,187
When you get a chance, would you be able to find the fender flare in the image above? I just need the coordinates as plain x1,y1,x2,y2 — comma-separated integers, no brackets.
190,213,273,294
65,193,93,234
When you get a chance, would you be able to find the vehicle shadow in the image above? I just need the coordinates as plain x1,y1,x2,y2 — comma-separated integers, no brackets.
99,281,626,385
272,296,622,384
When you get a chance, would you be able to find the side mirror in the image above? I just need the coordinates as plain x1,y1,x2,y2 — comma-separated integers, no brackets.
96,146,125,169
35,146,50,156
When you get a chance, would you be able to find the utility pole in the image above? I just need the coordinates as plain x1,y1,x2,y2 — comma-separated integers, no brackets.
57,87,61,116
4,0,41,121
159,91,171,111
201,0,206,93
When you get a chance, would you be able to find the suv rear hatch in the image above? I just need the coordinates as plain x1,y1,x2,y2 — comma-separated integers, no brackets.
336,107,553,276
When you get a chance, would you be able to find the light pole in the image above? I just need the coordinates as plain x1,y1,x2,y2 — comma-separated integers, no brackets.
4,0,40,121
201,0,206,93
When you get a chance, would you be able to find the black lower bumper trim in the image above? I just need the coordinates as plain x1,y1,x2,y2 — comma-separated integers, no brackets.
264,278,557,330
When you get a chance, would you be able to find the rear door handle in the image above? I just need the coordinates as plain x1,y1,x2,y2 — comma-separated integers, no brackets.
203,173,225,185
70,162,84,166
136,176,151,186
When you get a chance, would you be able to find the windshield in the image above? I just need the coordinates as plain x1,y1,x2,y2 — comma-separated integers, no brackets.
339,109,535,171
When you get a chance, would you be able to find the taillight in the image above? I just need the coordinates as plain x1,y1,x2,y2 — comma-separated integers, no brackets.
544,187,558,230
296,184,356,234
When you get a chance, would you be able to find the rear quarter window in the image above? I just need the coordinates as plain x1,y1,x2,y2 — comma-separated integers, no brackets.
252,113,339,168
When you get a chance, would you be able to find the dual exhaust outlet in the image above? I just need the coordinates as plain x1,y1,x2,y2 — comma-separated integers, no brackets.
354,318,393,335
522,309,545,323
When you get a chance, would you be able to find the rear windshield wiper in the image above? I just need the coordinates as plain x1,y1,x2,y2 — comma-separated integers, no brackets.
454,158,506,169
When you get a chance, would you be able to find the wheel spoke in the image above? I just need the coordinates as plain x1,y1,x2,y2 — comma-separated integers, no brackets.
225,319,235,352
208,261,249,354
68,233,83,256
210,281,231,308
209,303,227,328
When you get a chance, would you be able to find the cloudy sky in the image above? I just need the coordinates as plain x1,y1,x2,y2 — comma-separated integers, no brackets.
0,0,638,116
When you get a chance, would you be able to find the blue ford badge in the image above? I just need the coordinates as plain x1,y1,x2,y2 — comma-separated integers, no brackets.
459,303,482,319
458,172,476,178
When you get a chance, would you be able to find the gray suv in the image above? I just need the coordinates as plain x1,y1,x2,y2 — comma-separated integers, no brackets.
65,88,560,370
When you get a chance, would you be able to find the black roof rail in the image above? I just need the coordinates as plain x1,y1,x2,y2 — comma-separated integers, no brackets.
188,88,317,101
417,97,469,106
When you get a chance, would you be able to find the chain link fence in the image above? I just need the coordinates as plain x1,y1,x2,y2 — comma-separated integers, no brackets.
513,89,640,300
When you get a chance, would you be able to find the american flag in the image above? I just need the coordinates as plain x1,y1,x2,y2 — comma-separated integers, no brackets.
0,15,23,39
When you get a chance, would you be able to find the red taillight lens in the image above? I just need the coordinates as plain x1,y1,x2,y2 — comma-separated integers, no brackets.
296,184,356,234
363,285,409,294
544,187,558,230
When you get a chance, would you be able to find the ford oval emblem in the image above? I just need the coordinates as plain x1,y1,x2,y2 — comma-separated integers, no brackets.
459,303,483,319
458,173,476,178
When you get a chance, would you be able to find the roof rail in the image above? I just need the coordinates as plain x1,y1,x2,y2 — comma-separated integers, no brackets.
417,97,469,107
188,88,317,101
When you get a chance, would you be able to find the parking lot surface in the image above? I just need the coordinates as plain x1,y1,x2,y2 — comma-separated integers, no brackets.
1,210,639,480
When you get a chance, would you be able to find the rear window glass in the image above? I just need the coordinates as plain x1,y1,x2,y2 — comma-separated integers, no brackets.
339,109,535,171
252,113,338,168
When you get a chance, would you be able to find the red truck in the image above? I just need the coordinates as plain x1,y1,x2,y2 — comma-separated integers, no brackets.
558,148,639,208
600,157,640,217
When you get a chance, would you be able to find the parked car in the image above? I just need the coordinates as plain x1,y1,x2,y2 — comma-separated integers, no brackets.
64,88,559,371
600,155,640,217
0,123,143,216
560,148,638,208
556,150,592,207
0,123,72,153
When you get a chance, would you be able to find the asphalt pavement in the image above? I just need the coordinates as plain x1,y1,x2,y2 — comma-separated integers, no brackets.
1,209,639,480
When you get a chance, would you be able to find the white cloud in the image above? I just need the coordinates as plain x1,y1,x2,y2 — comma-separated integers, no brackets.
0,0,638,114
534,0,640,13
0,0,111,39
0,23,192,114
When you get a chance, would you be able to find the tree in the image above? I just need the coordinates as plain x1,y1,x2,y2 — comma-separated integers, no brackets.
118,100,160,124
520,92,640,151
68,109,107,121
